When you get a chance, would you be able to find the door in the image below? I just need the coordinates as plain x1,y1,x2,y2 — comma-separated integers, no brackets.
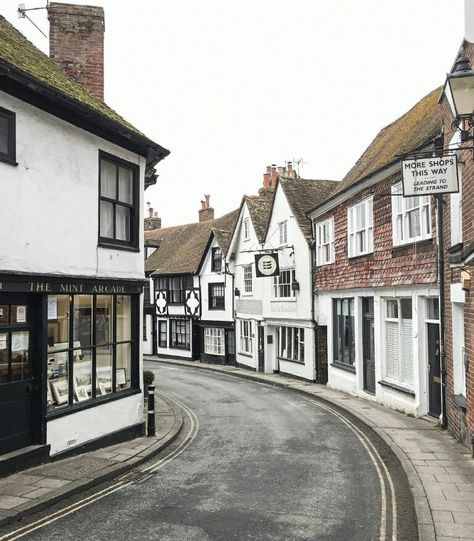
192,322,201,360
258,326,265,372
362,297,375,394
226,329,236,366
0,296,34,454
427,323,441,418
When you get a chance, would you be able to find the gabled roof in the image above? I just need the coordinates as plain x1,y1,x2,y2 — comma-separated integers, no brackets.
0,15,169,162
212,228,233,255
315,87,442,207
243,187,275,244
144,209,239,276
277,177,339,242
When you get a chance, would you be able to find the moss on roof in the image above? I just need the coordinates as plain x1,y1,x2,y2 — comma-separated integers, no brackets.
244,188,275,243
0,14,143,136
279,177,339,241
332,87,442,198
145,209,239,276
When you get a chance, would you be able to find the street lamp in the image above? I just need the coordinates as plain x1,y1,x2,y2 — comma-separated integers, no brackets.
445,48,474,142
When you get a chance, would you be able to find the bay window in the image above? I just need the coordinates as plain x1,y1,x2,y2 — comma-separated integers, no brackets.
204,328,225,355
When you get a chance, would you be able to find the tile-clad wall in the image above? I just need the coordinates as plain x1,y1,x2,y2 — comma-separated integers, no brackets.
313,172,438,293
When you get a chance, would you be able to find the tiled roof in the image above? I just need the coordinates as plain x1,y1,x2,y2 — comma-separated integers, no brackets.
145,209,239,276
212,228,233,255
244,188,275,244
278,177,339,241
0,15,167,157
329,87,443,200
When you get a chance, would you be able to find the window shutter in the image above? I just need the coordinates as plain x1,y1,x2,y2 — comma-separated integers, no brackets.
347,208,353,257
385,321,399,380
400,319,414,385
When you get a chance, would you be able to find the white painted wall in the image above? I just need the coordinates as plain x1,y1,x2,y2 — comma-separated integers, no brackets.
466,0,474,42
0,91,146,280
47,393,143,455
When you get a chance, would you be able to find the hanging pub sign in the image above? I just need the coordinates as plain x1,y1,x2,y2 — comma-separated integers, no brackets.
255,253,279,278
401,154,459,196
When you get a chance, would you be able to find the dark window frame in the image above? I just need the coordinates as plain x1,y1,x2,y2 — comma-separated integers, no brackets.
158,320,167,348
211,247,223,272
209,282,225,310
170,319,190,350
156,275,192,305
333,298,355,367
0,106,16,166
98,150,140,251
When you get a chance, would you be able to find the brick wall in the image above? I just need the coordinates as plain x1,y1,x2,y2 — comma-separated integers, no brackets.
314,172,438,293
48,2,105,100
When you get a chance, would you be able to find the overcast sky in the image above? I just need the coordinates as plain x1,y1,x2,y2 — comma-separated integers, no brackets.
2,0,466,226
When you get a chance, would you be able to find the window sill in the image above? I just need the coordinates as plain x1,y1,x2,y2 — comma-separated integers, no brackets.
270,298,296,303
348,252,374,262
331,361,356,374
238,351,253,358
47,388,141,420
170,345,191,351
378,379,415,397
0,156,18,166
316,261,335,267
452,394,467,410
98,241,140,253
208,307,225,311
279,357,304,365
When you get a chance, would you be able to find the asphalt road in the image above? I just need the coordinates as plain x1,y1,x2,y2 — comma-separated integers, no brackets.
4,363,417,540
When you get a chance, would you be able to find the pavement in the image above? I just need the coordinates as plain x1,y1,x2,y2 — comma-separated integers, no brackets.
147,356,474,541
0,392,183,529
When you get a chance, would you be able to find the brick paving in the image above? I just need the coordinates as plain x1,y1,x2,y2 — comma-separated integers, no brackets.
150,356,474,541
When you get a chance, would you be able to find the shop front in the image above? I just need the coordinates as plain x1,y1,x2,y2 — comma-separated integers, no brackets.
0,273,144,465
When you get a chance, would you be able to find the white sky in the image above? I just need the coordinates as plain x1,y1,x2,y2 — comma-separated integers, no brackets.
2,0,466,226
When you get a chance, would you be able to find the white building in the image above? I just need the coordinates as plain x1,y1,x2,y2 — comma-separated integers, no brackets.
0,5,168,469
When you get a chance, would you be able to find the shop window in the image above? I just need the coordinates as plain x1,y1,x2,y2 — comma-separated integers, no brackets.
315,218,334,266
391,183,431,246
348,197,373,257
158,320,167,347
47,294,135,411
273,269,296,299
204,328,225,355
279,327,304,363
384,298,414,387
170,319,190,349
333,298,355,367
243,265,253,294
0,303,30,385
211,248,223,272
99,152,139,249
239,320,253,354
209,283,225,310
0,106,16,165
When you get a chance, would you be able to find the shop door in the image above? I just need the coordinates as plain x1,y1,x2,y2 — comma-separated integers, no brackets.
258,326,265,372
427,323,441,418
0,297,34,454
192,322,201,360
362,297,375,394
226,329,236,365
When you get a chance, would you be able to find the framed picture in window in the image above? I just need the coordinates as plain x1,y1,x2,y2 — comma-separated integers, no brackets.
74,384,89,402
51,378,68,405
96,366,112,391
116,368,126,386
74,360,92,392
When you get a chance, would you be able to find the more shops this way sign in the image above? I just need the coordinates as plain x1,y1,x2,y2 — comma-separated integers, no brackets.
401,155,459,196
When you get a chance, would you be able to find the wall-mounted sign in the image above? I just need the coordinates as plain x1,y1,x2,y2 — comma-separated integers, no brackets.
401,155,459,196
255,253,279,278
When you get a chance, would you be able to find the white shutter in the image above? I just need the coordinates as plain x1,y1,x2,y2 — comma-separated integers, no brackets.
385,321,399,380
400,319,414,385
347,207,354,257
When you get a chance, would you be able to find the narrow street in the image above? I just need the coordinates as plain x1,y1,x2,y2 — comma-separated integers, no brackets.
1,363,417,540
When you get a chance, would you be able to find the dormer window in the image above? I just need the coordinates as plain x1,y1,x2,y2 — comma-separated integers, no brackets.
0,106,16,165
243,218,250,240
211,247,222,272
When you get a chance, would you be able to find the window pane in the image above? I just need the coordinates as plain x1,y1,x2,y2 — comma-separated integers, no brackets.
96,345,112,396
116,343,131,390
74,295,93,349
100,201,114,238
0,116,8,155
427,298,439,320
117,295,131,341
100,160,116,199
96,296,113,345
11,331,29,381
116,205,131,241
401,299,412,320
387,300,398,318
0,333,8,384
73,351,91,403
118,167,133,204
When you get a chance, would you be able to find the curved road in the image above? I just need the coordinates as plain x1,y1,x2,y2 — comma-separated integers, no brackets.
2,363,417,540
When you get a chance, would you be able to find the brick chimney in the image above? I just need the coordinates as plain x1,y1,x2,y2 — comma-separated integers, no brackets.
261,162,296,189
144,207,162,231
48,2,105,100
199,195,214,222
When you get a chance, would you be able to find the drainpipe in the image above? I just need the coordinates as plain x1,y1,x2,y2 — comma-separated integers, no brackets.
437,193,448,429
310,242,319,383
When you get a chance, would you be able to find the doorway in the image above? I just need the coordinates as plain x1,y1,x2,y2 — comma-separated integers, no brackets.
362,297,375,394
427,323,441,417
258,326,265,372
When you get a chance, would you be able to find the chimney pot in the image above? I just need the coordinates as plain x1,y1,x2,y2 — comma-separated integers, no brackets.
199,195,214,221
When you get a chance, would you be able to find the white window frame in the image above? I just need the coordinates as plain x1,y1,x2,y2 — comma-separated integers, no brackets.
384,298,414,387
243,265,253,295
391,182,431,246
273,269,296,299
347,197,373,257
243,218,250,241
239,320,253,354
279,221,288,245
278,326,305,363
315,218,334,266
204,327,225,356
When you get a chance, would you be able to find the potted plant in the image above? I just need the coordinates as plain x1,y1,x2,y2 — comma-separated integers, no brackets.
143,370,155,397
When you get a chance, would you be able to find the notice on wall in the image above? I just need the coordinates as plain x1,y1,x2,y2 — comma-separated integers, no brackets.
48,296,58,320
16,305,26,323
401,155,459,196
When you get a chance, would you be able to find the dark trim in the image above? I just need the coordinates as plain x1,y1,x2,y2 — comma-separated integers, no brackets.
208,282,225,311
51,421,145,460
237,352,253,358
331,361,356,374
46,389,142,420
98,242,140,253
0,444,50,479
0,105,16,165
278,356,305,365
378,379,415,397
195,320,234,329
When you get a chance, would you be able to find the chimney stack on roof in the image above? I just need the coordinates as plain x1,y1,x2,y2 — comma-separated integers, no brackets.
144,208,162,230
48,2,105,100
199,194,214,222
262,162,296,189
